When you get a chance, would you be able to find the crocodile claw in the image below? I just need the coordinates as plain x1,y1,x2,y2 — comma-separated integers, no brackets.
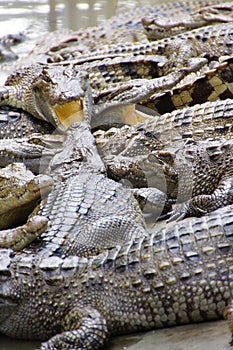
167,203,189,222
167,201,208,222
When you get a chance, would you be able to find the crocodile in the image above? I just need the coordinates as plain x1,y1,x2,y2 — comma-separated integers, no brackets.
99,134,233,221
0,92,150,255
94,97,233,219
0,204,233,349
0,56,168,128
1,21,233,127
0,162,52,230
35,120,148,257
0,106,54,139
0,54,206,128
142,3,233,40
24,0,229,65
46,22,233,66
94,98,233,159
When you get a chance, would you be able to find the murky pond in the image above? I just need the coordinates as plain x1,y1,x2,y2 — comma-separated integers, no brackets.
0,1,232,349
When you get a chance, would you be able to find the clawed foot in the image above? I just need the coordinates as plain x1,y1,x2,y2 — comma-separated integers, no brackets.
167,201,207,222
167,203,189,222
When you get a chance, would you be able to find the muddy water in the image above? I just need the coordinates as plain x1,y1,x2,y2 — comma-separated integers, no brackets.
0,1,232,350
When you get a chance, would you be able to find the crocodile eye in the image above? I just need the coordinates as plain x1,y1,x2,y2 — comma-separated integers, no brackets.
144,131,161,140
43,75,52,83
41,67,53,83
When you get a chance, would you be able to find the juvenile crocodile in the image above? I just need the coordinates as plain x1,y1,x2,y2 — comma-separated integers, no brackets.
0,107,54,139
142,3,233,40
94,98,233,159
0,204,233,349
0,162,52,230
25,0,229,65
0,103,150,255
2,20,233,127
102,135,233,220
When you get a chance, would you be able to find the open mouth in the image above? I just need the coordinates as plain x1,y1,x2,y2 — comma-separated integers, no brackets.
54,99,84,128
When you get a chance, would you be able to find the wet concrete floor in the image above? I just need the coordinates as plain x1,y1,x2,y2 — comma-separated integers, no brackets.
0,320,232,350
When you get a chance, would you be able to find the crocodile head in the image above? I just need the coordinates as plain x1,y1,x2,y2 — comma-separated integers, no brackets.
142,4,233,40
48,121,105,177
33,65,88,128
0,162,53,230
1,64,87,129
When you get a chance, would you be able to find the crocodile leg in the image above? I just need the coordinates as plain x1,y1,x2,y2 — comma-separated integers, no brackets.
168,175,233,221
2,205,233,347
40,306,109,350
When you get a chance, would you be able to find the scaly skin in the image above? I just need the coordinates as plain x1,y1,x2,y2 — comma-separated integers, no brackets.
144,55,233,114
0,215,48,251
0,205,233,349
31,120,148,257
1,22,233,126
142,3,233,40
0,162,52,230
0,55,202,128
0,135,57,174
0,117,149,254
0,107,54,139
25,0,229,65
55,22,233,65
94,98,233,160
95,98,233,203
101,135,233,220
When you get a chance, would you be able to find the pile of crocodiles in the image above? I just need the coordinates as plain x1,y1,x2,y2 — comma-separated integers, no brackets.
2,0,233,349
